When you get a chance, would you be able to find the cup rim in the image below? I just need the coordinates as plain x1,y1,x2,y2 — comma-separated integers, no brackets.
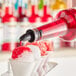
9,58,36,63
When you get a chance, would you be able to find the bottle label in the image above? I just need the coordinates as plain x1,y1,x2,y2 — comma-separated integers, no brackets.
0,26,3,44
3,23,18,43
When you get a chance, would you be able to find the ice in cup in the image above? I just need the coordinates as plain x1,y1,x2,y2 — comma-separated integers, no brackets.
10,45,42,76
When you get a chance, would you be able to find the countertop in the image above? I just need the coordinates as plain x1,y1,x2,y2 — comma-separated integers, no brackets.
0,48,76,76
47,48,76,76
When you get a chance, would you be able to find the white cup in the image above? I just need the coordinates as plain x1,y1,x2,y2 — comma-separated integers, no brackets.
9,59,35,76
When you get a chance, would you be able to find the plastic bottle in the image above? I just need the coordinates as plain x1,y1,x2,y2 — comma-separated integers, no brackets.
39,0,52,25
0,18,3,51
24,0,28,9
51,0,67,10
50,0,67,49
17,0,27,22
0,0,2,18
29,0,39,23
38,0,43,10
2,0,18,51
51,0,67,18
14,0,19,10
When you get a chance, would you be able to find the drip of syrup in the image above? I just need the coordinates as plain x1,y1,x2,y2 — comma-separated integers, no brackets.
20,41,22,46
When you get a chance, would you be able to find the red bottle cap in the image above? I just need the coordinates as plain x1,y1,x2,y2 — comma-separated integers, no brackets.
29,5,39,23
41,6,52,22
18,6,27,22
2,7,11,23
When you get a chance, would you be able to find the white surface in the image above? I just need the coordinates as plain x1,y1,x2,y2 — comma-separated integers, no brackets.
46,48,76,76
0,48,76,76
46,57,76,76
0,52,11,75
1,57,76,76
0,61,8,75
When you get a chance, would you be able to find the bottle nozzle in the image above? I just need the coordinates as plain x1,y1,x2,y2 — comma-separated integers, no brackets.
19,33,31,42
19,29,41,43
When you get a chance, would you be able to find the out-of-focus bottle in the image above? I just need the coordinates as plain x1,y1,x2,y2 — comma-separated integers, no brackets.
51,0,67,10
0,0,2,18
17,0,27,22
27,0,31,17
67,0,72,8
14,0,19,10
29,0,39,28
24,0,28,9
39,0,52,25
67,0,76,8
2,17,18,51
2,0,10,23
51,0,67,18
50,0,67,49
8,18,18,51
0,18,3,51
23,0,28,18
38,0,44,10
12,0,17,11
2,0,18,51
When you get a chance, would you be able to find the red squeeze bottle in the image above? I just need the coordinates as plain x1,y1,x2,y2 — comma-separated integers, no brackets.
41,5,52,22
2,0,12,51
29,0,39,23
2,0,17,51
2,0,16,23
17,0,27,22
20,9,76,43
0,2,2,18
56,9,76,47
2,17,18,51
2,7,10,23
40,0,52,23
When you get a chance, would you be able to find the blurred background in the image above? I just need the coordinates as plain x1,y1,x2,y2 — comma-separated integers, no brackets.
0,0,76,76
0,0,76,52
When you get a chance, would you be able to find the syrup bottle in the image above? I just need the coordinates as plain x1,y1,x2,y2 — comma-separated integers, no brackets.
24,0,28,9
2,0,11,23
51,0,67,10
29,0,39,23
18,0,27,22
0,0,2,18
14,0,19,10
51,0,67,17
38,0,44,10
0,18,3,51
2,0,17,51
40,0,52,24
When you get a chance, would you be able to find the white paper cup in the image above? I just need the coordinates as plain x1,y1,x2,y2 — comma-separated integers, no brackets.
9,59,35,76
